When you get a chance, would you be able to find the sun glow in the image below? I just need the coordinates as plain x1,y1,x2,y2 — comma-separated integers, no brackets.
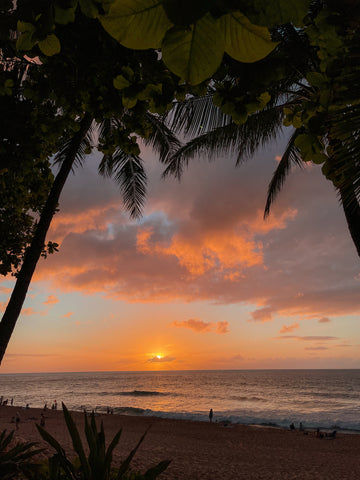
156,355,162,359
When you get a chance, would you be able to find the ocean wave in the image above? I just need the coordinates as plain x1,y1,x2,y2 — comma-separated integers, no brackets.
96,407,360,434
229,396,264,402
118,390,170,397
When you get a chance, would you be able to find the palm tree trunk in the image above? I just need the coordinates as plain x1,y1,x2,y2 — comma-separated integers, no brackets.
340,184,360,257
0,113,93,365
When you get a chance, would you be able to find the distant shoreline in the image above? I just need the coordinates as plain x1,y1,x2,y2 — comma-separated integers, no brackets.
1,404,360,479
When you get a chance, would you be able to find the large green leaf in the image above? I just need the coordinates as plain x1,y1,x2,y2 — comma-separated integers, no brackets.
220,12,276,63
38,34,61,56
99,0,172,49
162,13,224,85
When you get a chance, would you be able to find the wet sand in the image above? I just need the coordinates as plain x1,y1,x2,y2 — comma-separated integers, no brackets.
1,405,360,479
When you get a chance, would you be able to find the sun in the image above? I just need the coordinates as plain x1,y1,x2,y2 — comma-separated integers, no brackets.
156,355,162,359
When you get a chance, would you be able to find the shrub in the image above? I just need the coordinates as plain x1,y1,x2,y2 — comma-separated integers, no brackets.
36,403,170,480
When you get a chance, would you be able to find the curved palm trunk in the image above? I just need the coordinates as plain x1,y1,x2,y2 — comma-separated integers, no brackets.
0,114,93,365
340,184,360,257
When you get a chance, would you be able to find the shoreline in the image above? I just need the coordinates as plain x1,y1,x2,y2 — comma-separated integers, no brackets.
2,405,360,479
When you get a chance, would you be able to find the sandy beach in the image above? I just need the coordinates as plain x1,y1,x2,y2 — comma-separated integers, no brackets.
1,405,360,479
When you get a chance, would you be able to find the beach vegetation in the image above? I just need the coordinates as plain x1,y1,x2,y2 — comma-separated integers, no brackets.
35,403,170,480
0,428,43,479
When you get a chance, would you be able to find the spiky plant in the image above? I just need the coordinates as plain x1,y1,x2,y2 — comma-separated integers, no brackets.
0,428,43,479
36,403,170,480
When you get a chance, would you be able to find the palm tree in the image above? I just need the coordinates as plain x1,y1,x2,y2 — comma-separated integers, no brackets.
163,7,360,257
0,10,180,364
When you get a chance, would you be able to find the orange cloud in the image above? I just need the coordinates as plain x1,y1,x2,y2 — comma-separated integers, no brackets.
137,228,263,277
43,295,59,305
250,307,274,323
50,203,121,242
216,321,230,334
274,335,339,342
21,308,45,316
0,286,11,294
170,318,230,335
318,317,331,323
279,323,299,334
171,318,214,333
62,312,74,318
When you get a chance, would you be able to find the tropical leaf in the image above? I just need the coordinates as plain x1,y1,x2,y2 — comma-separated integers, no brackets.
38,34,61,56
220,12,277,63
162,13,224,85
143,459,172,479
117,426,150,479
144,112,182,163
99,150,147,218
264,129,303,217
54,118,95,170
62,403,91,479
167,95,231,136
99,0,173,49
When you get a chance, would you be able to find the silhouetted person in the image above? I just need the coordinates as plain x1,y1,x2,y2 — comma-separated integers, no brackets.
15,412,20,430
209,408,213,423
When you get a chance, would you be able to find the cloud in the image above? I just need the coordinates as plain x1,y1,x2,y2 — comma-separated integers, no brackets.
6,353,58,358
216,321,230,335
318,317,331,323
147,355,176,363
21,308,46,316
43,295,59,305
250,307,274,323
170,318,230,334
171,318,214,333
304,346,329,351
0,286,11,294
62,312,74,318
274,335,339,342
279,323,299,334
27,145,359,330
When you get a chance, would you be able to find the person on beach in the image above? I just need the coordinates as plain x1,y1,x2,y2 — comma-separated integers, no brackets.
40,413,45,427
15,412,20,430
209,408,213,423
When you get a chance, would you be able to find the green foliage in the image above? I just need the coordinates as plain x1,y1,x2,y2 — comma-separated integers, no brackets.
0,428,43,479
36,403,170,480
99,0,278,84
220,12,277,63
161,13,224,86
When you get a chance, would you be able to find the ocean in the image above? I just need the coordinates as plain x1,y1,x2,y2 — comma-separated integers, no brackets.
1,370,359,433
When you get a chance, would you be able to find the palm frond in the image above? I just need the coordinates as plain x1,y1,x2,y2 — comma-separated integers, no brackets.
143,112,182,163
99,149,147,219
163,104,285,178
264,128,304,218
54,117,95,170
167,95,231,137
162,122,241,179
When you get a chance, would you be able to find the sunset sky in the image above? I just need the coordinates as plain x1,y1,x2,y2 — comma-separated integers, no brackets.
1,135,360,373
